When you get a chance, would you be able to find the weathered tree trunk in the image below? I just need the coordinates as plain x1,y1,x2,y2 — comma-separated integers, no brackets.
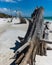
15,53,24,64
19,41,34,65
12,7,45,65
37,41,47,56
32,39,39,65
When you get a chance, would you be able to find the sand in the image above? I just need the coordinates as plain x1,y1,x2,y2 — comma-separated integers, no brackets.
36,21,52,65
0,18,52,65
0,18,28,65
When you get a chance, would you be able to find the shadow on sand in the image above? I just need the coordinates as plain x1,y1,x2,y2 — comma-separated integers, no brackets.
10,40,22,65
10,40,29,65
10,40,22,53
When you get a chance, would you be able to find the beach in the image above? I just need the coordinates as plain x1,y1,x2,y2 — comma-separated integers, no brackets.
0,18,52,65
0,18,28,65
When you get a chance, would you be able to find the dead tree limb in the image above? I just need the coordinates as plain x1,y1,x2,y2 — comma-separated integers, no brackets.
19,41,34,65
15,53,24,64
40,39,52,44
15,42,30,55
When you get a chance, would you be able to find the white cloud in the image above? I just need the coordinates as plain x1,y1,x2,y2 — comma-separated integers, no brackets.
0,0,16,3
0,8,7,13
0,8,17,16
0,0,22,2
0,8,24,16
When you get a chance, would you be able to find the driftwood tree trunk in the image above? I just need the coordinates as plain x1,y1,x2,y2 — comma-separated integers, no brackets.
13,7,46,65
37,41,47,56
19,41,34,65
15,53,24,64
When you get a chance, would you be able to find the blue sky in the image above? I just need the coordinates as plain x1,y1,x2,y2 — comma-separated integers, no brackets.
0,0,52,17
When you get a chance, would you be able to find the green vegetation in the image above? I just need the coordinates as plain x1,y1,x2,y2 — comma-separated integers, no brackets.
0,13,12,18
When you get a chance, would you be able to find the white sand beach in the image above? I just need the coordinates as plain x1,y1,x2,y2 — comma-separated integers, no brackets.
36,20,52,65
0,18,28,65
0,18,52,65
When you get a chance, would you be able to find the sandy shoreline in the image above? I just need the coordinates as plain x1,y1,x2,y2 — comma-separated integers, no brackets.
0,18,52,65
0,18,28,65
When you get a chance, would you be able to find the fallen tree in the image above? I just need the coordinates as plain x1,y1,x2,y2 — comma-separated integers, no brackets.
11,7,52,65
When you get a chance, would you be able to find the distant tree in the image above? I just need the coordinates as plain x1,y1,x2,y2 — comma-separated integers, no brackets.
16,11,22,18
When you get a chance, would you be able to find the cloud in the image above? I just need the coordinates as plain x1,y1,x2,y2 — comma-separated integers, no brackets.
0,8,17,16
0,0,23,3
0,7,24,16
0,0,16,3
0,8,7,13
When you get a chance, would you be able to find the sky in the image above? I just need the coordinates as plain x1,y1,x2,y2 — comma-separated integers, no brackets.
0,0,52,17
